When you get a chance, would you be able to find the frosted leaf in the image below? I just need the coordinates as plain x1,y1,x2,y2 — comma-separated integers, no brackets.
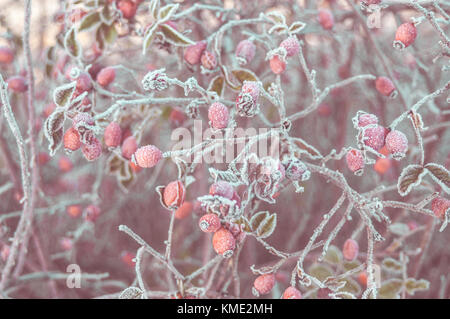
378,279,402,299
397,164,426,196
78,11,101,32
53,81,77,108
307,264,334,282
382,257,403,273
337,278,361,295
160,23,195,47
64,27,81,58
424,163,450,193
44,110,66,156
158,4,179,21
389,223,410,236
119,287,143,299
323,245,343,265
405,278,430,295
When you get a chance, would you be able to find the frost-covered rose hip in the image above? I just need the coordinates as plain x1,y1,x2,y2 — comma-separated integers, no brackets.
199,213,221,233
0,46,14,64
184,41,207,65
269,55,286,74
82,137,102,161
208,102,229,129
394,22,417,50
235,39,256,65
252,273,276,296
67,205,82,218
385,130,408,160
201,51,217,70
118,0,137,20
212,227,235,258
133,145,162,168
282,286,302,299
163,180,186,208
375,76,397,98
431,196,449,220
104,122,122,147
318,9,334,30
236,81,260,117
121,136,138,160
96,67,116,87
280,36,300,57
363,125,386,151
174,201,193,220
346,149,364,174
209,181,234,199
343,238,359,261
63,127,81,151
7,76,28,93
282,157,310,181
358,113,378,127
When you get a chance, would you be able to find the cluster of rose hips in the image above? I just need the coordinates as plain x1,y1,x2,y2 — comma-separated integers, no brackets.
346,112,408,175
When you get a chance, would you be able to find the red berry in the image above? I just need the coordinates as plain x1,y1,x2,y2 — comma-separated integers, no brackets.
163,180,186,208
363,125,386,151
208,102,229,130
209,181,234,199
133,145,162,168
375,76,397,98
67,205,82,218
343,238,359,261
235,40,256,65
253,273,276,296
282,286,302,299
121,251,136,267
201,51,217,70
66,68,93,93
104,122,122,148
174,201,193,220
318,9,334,30
169,107,187,127
58,156,73,173
346,148,364,174
64,127,81,151
374,157,391,175
269,55,286,74
431,196,449,220
358,271,368,286
0,46,14,64
280,36,300,57
394,22,417,49
121,136,138,160
358,113,378,127
96,67,116,87
199,213,221,233
85,204,101,222
385,130,408,159
82,137,102,161
38,152,51,165
212,227,236,257
184,41,207,65
7,76,28,93
118,0,137,20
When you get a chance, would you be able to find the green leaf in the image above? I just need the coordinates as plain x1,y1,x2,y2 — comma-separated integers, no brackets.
102,23,118,44
159,23,195,47
289,21,306,34
149,0,160,19
78,11,101,31
338,278,361,295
